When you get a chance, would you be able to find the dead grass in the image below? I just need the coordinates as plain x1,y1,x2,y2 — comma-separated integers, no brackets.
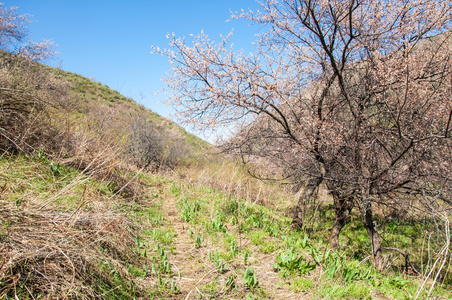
0,202,143,299
176,157,295,214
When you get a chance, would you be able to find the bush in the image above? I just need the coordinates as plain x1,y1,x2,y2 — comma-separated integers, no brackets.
0,51,70,154
127,114,164,168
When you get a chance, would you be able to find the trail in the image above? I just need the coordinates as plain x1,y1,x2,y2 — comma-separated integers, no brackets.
156,181,307,299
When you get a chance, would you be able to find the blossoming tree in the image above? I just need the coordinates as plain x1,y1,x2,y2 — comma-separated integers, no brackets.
0,3,56,61
157,0,452,269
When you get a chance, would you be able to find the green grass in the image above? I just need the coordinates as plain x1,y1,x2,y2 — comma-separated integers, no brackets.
314,278,372,299
0,154,113,208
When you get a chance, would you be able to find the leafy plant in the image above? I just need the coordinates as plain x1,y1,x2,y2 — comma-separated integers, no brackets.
243,251,249,264
226,275,236,291
323,251,372,283
151,228,177,245
272,248,316,275
214,250,226,273
150,214,164,225
180,198,201,222
170,279,181,293
230,240,238,256
151,244,172,275
243,267,259,288
194,234,203,249
210,215,227,232
49,162,61,176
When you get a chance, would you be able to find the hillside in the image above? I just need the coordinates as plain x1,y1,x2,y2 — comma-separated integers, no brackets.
0,52,451,299
0,49,209,161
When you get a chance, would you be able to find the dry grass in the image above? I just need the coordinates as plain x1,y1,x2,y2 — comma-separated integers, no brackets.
0,148,156,299
0,202,142,299
176,157,295,214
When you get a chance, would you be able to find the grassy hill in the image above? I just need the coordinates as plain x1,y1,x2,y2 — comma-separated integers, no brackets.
0,51,451,299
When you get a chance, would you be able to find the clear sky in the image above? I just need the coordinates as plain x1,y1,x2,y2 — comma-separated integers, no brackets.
6,0,261,137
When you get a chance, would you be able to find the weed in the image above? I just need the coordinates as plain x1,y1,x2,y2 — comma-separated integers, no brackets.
180,198,201,222
149,228,177,245
194,234,204,249
209,215,228,232
200,280,221,297
152,244,172,275
150,214,164,225
230,239,238,256
49,162,61,176
291,276,314,293
207,249,227,273
170,183,181,196
315,279,372,299
243,251,250,264
243,267,259,289
273,248,316,276
258,240,276,254
226,275,237,291
250,230,263,245
323,250,372,283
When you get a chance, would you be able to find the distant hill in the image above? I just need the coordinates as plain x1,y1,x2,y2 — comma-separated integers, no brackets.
0,49,210,169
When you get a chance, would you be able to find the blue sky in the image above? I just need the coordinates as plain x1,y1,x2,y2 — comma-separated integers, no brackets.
6,0,261,135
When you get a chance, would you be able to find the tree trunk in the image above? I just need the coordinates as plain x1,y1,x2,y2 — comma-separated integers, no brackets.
291,177,322,230
329,192,351,249
360,201,383,270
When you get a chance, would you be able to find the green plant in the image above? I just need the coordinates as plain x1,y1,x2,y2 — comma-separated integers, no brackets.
314,279,372,299
134,236,149,257
214,253,226,273
291,276,314,293
207,249,228,273
150,214,164,225
224,198,239,214
243,251,249,264
170,183,181,196
258,240,276,254
151,244,172,275
250,230,263,245
230,239,238,256
272,248,316,276
36,149,46,161
180,198,201,222
170,279,181,293
49,162,60,176
342,261,372,283
323,251,372,283
210,215,227,232
150,228,177,245
194,234,203,249
243,267,259,288
226,275,236,291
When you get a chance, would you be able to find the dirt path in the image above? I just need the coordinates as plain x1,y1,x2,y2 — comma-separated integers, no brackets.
156,183,308,299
